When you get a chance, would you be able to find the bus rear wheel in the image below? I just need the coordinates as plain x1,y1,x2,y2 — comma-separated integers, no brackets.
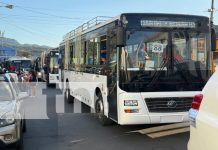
95,94,113,126
64,83,74,103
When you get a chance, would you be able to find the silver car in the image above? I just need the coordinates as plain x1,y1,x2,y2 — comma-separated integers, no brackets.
0,74,26,150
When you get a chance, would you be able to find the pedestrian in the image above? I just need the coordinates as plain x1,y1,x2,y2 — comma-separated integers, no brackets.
10,62,16,72
29,70,37,97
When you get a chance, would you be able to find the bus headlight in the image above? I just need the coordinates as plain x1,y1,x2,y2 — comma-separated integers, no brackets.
124,100,138,106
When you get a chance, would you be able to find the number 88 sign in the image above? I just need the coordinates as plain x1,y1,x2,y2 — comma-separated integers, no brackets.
151,43,164,53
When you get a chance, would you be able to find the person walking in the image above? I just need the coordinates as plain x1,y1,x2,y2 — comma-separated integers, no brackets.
29,70,37,97
10,62,16,72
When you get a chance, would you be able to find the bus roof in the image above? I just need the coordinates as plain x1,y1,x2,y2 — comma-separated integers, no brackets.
120,13,209,19
63,13,209,42
63,16,120,41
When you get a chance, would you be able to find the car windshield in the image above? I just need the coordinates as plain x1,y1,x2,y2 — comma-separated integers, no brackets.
119,30,210,92
0,81,13,101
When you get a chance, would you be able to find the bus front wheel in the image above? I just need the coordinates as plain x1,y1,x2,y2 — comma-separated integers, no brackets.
95,94,113,126
64,83,74,104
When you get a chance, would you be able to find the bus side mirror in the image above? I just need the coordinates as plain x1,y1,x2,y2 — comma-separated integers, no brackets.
116,27,125,47
211,28,216,51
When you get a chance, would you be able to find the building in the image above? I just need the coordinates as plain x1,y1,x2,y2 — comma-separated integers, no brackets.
0,46,16,62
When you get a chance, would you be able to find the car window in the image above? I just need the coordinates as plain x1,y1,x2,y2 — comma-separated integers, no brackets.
10,76,21,94
0,81,13,101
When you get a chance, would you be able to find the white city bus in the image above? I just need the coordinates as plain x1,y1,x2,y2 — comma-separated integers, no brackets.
8,56,32,71
61,13,214,125
40,48,59,86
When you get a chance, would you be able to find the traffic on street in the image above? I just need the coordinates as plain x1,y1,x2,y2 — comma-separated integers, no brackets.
0,0,218,150
11,84,190,150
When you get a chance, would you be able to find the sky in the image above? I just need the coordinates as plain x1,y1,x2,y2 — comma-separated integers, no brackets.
0,0,217,47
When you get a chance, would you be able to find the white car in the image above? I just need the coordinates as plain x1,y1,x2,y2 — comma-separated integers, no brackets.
0,74,27,150
188,68,218,150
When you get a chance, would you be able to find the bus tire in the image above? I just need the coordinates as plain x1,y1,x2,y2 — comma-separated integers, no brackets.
95,93,113,126
46,76,50,87
64,83,74,104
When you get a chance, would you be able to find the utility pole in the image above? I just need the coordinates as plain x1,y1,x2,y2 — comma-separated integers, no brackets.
209,0,215,27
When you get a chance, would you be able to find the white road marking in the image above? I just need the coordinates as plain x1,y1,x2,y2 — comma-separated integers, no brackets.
70,139,85,143
74,100,82,113
56,95,65,113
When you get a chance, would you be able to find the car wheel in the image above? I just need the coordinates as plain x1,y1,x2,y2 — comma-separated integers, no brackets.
22,120,26,133
15,127,24,150
95,93,113,126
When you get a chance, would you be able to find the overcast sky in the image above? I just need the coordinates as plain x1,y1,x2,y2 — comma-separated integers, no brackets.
0,0,216,47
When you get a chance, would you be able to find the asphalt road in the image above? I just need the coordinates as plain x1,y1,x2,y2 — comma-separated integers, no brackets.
6,83,189,150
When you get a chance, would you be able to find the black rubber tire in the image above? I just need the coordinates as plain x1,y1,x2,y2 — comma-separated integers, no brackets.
95,93,113,126
46,76,50,87
15,127,24,150
22,119,26,133
64,83,74,104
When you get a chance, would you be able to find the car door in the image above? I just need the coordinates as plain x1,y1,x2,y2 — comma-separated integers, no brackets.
194,73,218,150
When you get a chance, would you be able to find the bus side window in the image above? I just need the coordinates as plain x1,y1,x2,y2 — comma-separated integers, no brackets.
109,35,117,64
70,43,73,64
100,35,107,65
94,37,100,65
83,41,87,65
86,39,94,65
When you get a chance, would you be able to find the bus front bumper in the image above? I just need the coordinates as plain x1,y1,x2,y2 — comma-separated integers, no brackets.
49,74,59,84
118,112,188,125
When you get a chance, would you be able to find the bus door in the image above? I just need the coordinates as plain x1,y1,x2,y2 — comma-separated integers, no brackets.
107,30,118,121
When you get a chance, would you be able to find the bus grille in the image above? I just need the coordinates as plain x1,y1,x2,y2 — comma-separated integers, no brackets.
145,97,193,113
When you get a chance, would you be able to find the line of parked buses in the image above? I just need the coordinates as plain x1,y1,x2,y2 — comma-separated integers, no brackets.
32,13,218,150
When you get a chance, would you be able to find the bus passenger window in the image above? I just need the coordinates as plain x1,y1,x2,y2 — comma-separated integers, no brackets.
70,44,74,64
100,35,107,65
109,35,117,64
94,37,100,65
82,41,87,64
86,39,94,65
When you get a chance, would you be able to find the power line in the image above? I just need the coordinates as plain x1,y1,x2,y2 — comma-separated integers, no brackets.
0,18,61,44
0,2,115,14
0,14,89,20
0,1,85,20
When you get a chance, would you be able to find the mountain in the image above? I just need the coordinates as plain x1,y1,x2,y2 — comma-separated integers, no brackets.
0,37,53,58
0,37,19,45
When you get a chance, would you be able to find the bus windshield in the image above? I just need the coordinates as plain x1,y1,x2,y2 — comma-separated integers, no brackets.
13,60,31,71
49,55,59,74
119,30,210,92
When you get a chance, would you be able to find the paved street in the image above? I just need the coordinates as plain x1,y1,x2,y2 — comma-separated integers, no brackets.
6,83,189,150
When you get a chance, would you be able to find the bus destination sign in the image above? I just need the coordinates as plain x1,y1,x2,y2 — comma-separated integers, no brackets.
141,20,196,28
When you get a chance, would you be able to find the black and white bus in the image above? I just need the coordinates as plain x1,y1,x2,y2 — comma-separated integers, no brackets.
61,13,215,125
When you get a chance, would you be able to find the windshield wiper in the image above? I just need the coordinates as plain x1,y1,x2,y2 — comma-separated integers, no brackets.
146,56,170,87
146,57,194,88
